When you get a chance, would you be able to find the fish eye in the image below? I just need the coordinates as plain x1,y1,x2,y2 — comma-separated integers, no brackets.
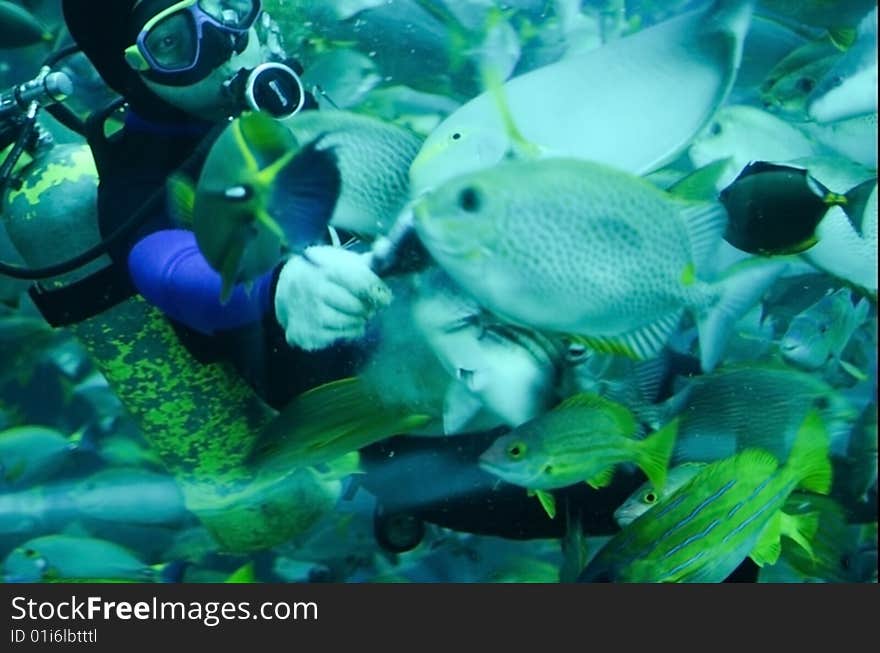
796,77,815,93
506,442,527,459
458,187,482,212
709,122,722,136
451,132,462,141
24,549,37,558
543,465,553,475
819,323,829,334
643,491,657,504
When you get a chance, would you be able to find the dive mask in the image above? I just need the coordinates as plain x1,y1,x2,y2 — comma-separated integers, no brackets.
124,0,262,86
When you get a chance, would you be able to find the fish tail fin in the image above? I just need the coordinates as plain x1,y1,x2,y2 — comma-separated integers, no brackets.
270,138,341,251
479,58,542,161
696,258,789,371
787,409,833,495
779,510,820,562
636,418,679,493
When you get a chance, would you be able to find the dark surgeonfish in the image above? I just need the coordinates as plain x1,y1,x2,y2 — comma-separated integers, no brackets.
720,161,876,255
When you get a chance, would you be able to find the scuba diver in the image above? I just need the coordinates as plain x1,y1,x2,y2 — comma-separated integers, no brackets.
50,0,388,407
6,0,761,580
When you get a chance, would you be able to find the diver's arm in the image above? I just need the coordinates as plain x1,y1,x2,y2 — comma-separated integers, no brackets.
127,229,279,335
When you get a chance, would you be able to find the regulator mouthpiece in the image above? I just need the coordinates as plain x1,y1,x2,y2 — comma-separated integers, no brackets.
238,62,305,119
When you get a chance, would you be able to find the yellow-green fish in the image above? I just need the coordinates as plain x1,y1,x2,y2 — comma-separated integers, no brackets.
170,111,341,302
578,409,832,583
248,376,431,475
479,393,678,517
413,156,787,372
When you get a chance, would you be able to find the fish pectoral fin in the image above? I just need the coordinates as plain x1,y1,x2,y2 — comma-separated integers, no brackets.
531,489,557,519
779,511,820,562
837,358,868,382
750,511,783,568
585,466,615,490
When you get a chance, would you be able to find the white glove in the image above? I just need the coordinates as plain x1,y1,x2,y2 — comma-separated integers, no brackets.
274,245,393,351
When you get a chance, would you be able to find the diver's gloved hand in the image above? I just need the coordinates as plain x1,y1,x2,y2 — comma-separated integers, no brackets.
274,245,393,351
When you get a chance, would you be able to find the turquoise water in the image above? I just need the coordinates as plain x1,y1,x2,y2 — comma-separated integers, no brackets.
0,0,876,583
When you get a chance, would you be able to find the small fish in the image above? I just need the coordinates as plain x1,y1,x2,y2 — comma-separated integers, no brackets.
248,376,430,475
614,462,707,528
413,156,787,372
758,33,843,119
283,109,423,237
578,409,832,583
688,105,819,191
0,425,87,487
479,393,678,518
409,0,755,193
808,6,878,123
780,287,871,375
0,0,51,48
655,361,858,465
2,535,184,583
170,111,341,302
70,468,188,526
719,161,876,256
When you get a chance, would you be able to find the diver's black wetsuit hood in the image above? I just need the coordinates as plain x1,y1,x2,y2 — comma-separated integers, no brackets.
61,0,197,124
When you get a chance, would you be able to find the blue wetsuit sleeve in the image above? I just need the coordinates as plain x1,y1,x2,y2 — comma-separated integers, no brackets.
127,229,280,335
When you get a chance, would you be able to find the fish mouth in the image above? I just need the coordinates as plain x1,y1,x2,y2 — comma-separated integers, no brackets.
478,457,544,488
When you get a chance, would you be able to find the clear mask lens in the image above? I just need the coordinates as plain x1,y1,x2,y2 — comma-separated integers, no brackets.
145,12,198,71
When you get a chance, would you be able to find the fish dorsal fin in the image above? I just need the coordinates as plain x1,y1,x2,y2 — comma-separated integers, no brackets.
237,111,299,168
567,311,684,362
633,354,670,404
555,392,638,434
676,200,728,276
480,65,544,161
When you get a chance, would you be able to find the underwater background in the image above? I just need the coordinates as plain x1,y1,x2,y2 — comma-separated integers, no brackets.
0,0,877,583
